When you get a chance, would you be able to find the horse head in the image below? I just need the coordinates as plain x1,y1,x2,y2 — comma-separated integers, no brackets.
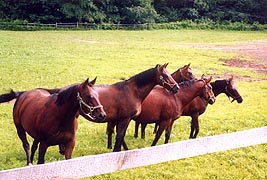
172,63,196,82
224,76,243,103
156,63,179,93
201,75,216,105
78,78,106,121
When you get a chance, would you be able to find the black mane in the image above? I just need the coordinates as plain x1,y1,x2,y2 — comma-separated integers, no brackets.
129,67,157,87
56,84,79,105
211,80,227,94
114,67,157,89
178,79,197,87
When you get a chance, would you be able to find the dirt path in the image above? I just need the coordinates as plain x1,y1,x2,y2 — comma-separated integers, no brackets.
186,40,267,81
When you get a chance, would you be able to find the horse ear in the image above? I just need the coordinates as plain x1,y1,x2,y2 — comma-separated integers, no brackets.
187,63,191,68
164,63,169,68
229,75,233,82
201,74,205,79
89,77,97,86
206,76,212,83
155,64,160,68
81,78,89,88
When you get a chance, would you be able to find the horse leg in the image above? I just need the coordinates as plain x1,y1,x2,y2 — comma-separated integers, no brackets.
192,115,200,138
189,114,199,139
134,121,140,138
151,121,168,146
15,125,31,165
122,139,128,150
30,139,39,164
164,121,174,144
113,119,131,152
58,144,65,155
107,122,115,149
141,123,147,139
153,123,158,134
37,142,48,164
64,140,75,160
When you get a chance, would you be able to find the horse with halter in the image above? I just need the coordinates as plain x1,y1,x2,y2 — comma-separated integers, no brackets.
133,75,215,146
0,78,106,165
133,64,195,139
182,76,243,139
96,64,179,151
146,76,243,140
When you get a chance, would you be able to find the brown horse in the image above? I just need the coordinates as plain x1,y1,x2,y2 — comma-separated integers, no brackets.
145,77,243,140
2,64,179,153
133,63,195,139
133,76,215,146
98,64,179,152
183,76,243,138
0,78,106,165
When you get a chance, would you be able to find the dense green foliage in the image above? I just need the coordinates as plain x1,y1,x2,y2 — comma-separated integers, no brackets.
0,30,266,179
0,0,267,25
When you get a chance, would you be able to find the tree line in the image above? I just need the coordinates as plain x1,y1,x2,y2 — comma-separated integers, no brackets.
0,0,266,25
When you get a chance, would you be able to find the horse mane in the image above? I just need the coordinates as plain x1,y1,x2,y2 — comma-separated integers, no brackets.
211,80,227,91
56,84,79,106
128,67,157,87
178,79,197,87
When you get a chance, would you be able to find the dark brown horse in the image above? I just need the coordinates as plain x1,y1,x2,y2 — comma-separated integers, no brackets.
98,64,179,152
183,76,243,138
0,78,106,165
133,76,215,146
143,77,243,140
133,63,195,139
1,64,179,153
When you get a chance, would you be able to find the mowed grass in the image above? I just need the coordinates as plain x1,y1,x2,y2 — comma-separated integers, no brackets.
0,30,267,179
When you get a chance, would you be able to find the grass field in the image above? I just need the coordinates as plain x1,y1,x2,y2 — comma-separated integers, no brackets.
0,30,267,179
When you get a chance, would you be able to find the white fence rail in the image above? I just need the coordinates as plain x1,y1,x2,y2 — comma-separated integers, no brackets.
0,127,266,180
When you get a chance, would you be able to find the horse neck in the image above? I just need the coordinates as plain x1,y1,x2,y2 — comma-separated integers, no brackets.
211,81,226,97
127,68,158,101
171,70,184,83
56,88,80,121
176,81,205,106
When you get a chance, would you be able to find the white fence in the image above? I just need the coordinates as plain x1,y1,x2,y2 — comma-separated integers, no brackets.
0,126,266,180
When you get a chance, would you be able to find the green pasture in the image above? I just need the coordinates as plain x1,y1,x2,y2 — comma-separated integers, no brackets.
0,30,266,179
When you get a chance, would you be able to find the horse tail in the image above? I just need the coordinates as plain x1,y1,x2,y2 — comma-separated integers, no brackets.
0,89,24,103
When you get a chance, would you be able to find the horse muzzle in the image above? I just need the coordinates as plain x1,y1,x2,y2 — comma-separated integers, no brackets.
171,84,179,94
236,97,243,103
208,97,216,105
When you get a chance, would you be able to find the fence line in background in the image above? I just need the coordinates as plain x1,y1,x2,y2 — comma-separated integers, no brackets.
0,127,266,180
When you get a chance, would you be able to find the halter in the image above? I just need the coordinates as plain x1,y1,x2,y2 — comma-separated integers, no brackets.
77,92,103,120
200,79,212,102
160,75,178,90
225,86,242,103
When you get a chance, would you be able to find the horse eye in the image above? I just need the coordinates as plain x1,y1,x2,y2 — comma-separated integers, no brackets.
86,95,93,100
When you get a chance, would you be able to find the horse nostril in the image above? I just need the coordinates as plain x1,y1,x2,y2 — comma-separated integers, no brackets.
208,98,215,105
100,112,106,120
237,98,243,103
172,85,179,94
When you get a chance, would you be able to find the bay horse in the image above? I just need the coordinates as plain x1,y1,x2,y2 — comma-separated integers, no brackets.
183,76,243,138
145,76,243,140
98,64,179,152
0,78,106,165
133,76,215,146
133,63,195,139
